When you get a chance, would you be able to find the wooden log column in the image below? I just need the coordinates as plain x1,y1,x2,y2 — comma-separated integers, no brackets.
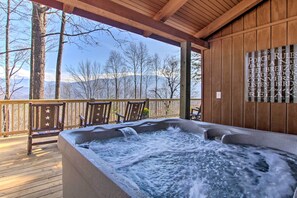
180,41,191,119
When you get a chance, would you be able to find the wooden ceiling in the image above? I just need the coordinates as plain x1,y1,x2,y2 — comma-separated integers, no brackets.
32,0,264,52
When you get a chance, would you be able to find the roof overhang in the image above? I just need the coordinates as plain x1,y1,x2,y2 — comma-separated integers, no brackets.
31,0,209,53
31,0,264,53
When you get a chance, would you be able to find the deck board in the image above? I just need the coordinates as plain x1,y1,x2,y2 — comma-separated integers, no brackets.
0,135,62,198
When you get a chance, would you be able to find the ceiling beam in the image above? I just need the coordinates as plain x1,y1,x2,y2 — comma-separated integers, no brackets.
194,0,264,39
63,4,74,13
154,0,189,22
144,0,188,37
47,0,208,49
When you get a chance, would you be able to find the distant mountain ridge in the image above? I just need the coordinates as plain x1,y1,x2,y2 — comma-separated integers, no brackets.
6,76,201,99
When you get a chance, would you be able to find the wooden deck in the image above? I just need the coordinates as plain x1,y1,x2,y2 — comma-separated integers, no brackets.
0,135,62,198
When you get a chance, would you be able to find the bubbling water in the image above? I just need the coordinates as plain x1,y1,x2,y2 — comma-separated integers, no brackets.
87,127,297,198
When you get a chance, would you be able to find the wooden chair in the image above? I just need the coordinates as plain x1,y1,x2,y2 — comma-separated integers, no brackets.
79,101,112,127
190,106,201,121
28,102,66,155
116,101,146,123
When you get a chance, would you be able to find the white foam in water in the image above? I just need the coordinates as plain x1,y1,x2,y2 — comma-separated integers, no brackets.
189,178,208,198
87,127,297,198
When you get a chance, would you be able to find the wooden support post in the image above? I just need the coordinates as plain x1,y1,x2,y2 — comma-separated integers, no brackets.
180,41,191,119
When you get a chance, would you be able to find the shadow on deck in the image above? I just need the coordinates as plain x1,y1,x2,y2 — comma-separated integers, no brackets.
0,135,62,198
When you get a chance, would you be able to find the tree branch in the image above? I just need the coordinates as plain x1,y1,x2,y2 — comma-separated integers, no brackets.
44,28,111,37
0,47,31,55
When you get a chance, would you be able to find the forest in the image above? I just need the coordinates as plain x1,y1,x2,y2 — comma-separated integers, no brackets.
0,1,201,100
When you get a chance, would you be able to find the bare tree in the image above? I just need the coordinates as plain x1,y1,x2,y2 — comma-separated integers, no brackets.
124,42,139,99
121,67,133,99
191,52,201,84
66,60,102,99
61,82,73,99
152,53,160,99
45,82,55,99
0,0,30,133
137,42,150,98
105,50,124,99
161,56,180,99
52,13,126,99
103,78,111,99
1,0,30,98
153,56,180,115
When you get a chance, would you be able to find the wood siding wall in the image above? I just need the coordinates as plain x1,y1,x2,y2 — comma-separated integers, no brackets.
202,0,297,134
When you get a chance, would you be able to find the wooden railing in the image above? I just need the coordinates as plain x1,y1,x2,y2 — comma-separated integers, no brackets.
0,98,201,136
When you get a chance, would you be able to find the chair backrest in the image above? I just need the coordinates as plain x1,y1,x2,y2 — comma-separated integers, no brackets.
124,101,146,122
29,102,66,132
85,101,112,126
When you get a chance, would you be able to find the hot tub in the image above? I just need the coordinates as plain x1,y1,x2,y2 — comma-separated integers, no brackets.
58,118,297,198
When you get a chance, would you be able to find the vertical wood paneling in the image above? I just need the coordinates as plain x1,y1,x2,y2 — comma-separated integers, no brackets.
256,28,271,131
271,0,286,22
232,17,244,33
244,9,257,30
232,34,244,127
257,0,271,26
221,24,232,36
243,8,257,129
287,20,297,134
211,41,222,123
270,23,287,132
288,0,297,17
244,31,256,128
255,1,271,131
231,17,244,127
221,38,232,125
270,0,287,133
203,49,212,122
203,0,297,134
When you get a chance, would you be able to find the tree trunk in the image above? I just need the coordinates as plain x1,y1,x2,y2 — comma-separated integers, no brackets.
31,3,47,99
5,0,10,100
55,11,66,99
140,65,142,99
3,0,11,135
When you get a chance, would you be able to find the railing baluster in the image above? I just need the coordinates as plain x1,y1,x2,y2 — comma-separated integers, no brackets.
17,104,20,132
23,103,26,133
4,104,8,136
0,104,2,137
65,103,69,129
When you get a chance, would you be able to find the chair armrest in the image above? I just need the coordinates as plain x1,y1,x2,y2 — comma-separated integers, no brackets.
115,113,124,123
79,115,85,127
115,113,125,118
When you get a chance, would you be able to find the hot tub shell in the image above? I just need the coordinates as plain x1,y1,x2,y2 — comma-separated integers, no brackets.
58,118,297,198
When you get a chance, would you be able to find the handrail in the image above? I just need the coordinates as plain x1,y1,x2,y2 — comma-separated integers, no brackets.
0,98,201,136
0,98,190,103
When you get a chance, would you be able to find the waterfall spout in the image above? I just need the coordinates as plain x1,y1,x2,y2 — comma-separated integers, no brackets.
119,127,140,141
